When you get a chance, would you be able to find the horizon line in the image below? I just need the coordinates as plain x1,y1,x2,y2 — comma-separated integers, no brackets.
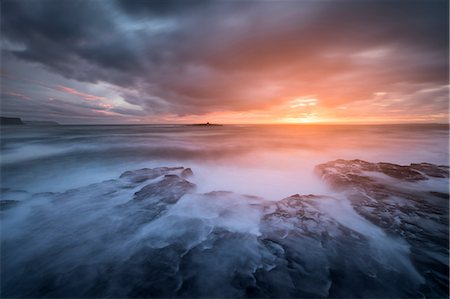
38,122,450,126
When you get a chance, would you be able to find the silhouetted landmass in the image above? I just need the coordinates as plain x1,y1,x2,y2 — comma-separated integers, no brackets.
1,117,59,126
189,122,223,127
0,117,24,125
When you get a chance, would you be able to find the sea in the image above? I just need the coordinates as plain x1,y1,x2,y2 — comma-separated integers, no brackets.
1,124,448,199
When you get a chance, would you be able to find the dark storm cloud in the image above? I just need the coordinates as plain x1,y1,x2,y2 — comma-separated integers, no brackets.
116,0,209,16
1,0,448,118
1,0,142,86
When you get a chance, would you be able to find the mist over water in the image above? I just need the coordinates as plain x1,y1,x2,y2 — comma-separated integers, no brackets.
1,124,448,198
1,124,449,297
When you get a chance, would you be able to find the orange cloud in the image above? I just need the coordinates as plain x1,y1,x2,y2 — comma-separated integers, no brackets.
57,85,109,102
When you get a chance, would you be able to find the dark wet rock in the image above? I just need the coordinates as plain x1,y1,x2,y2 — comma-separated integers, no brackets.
180,167,193,178
117,168,196,233
119,167,185,184
133,174,195,204
377,162,427,181
315,159,432,188
0,199,20,211
119,168,160,183
429,191,449,199
258,193,426,298
317,159,449,184
410,162,450,178
315,159,449,298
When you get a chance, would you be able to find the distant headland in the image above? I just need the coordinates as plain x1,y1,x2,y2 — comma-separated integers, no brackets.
1,117,59,126
0,117,24,125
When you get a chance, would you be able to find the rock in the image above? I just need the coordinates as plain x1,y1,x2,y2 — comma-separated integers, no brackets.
116,168,196,230
119,167,185,184
189,122,223,126
377,162,427,181
258,192,428,298
315,159,432,187
429,191,449,199
410,162,449,178
133,174,195,204
315,159,449,297
181,167,193,178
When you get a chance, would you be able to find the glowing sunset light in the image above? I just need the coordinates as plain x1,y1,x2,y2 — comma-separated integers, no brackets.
289,97,318,108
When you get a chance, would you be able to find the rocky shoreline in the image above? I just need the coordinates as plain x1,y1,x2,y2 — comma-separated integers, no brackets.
1,160,448,298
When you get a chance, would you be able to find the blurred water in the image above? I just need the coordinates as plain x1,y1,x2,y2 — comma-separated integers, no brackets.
1,124,448,199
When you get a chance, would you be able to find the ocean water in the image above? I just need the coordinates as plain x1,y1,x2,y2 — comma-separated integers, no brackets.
1,124,449,297
1,124,448,198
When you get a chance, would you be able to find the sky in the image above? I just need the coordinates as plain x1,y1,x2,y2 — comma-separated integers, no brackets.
1,0,449,124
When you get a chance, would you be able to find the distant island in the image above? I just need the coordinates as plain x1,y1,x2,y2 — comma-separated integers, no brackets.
1,117,24,125
1,117,59,126
188,122,223,127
